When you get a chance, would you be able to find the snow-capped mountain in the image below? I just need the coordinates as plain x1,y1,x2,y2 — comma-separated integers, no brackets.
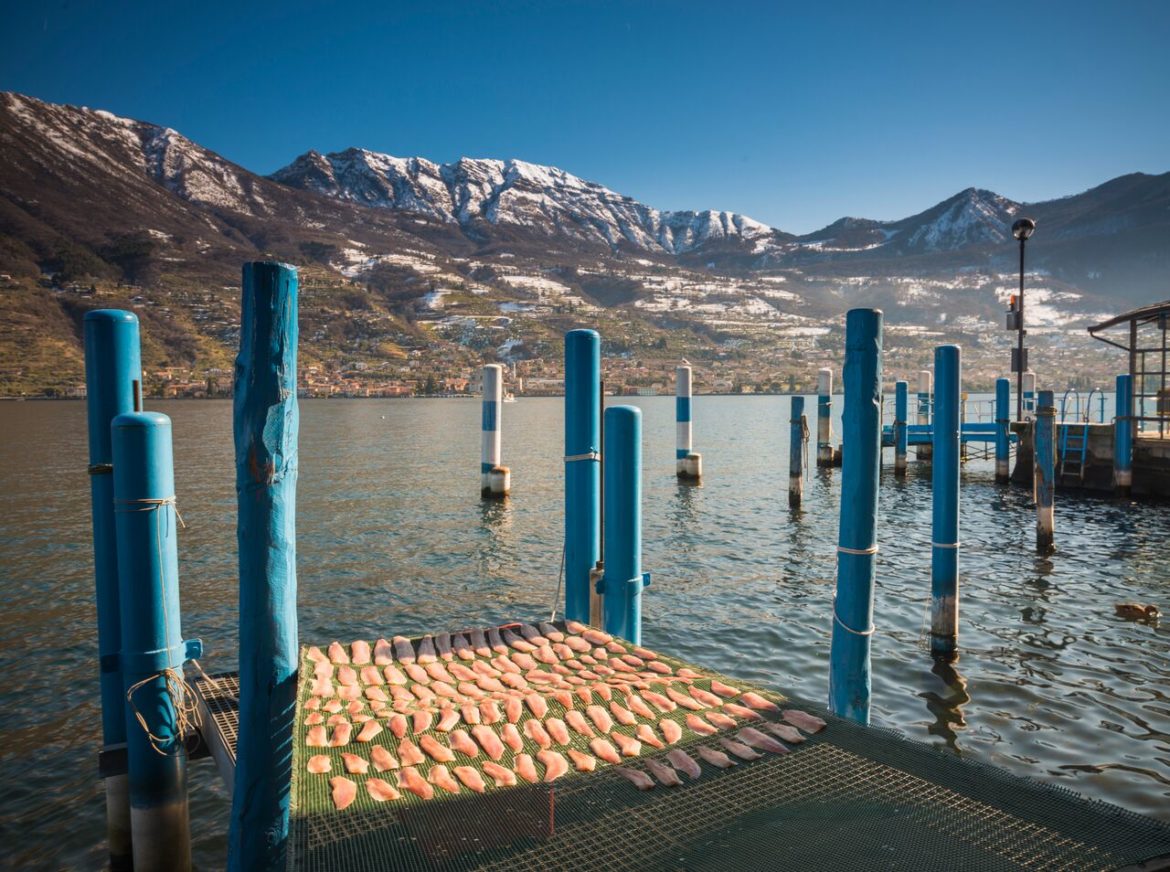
270,148,782,255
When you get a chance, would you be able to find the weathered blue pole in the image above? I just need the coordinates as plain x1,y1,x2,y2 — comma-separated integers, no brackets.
229,262,299,872
602,405,646,644
564,329,601,624
481,364,510,497
829,308,883,724
995,377,1011,483
816,368,833,466
1035,389,1056,553
789,396,805,506
112,411,197,872
675,365,702,481
1114,374,1133,496
916,369,932,461
894,380,908,476
931,346,961,659
84,309,141,871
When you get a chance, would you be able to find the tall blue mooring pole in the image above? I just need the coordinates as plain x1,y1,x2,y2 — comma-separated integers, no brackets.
602,405,647,644
1035,389,1056,553
816,368,833,467
789,396,805,507
931,346,961,659
83,309,141,871
893,380,908,476
112,411,198,872
229,263,299,872
1114,373,1133,496
995,377,1011,484
829,308,883,724
564,329,601,624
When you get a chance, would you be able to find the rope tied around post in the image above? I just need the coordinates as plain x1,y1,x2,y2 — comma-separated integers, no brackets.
832,594,876,637
88,463,113,475
564,450,600,462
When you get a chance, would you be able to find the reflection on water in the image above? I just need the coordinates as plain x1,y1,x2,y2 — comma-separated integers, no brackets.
1,396,1169,869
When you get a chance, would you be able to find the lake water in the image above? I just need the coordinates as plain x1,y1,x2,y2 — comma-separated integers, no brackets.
1,396,1168,870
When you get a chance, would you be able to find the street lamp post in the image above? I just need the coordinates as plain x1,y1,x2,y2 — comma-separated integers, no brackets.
1011,218,1036,421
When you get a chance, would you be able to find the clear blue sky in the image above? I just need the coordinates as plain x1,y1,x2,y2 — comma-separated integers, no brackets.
2,0,1167,233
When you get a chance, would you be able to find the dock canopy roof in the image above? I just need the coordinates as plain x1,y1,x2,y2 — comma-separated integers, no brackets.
1088,299,1170,350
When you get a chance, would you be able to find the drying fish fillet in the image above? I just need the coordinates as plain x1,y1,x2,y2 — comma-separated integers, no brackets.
763,722,806,744
626,695,656,720
538,749,569,782
307,755,331,774
392,636,415,663
593,647,608,660
782,709,827,733
642,691,676,713
502,722,524,752
424,661,455,683
313,660,334,681
412,710,433,734
621,654,644,668
686,713,718,736
327,714,349,726
353,714,373,725
460,702,481,725
567,749,596,772
305,713,324,726
373,638,393,665
646,661,673,675
306,646,327,663
329,723,352,747
419,734,455,763
545,718,570,746
448,730,479,758
689,687,723,708
366,777,400,801
487,627,508,654
356,721,383,743
330,776,357,810
552,690,574,710
630,645,657,660
416,636,437,664
612,732,642,757
435,633,453,661
525,693,548,719
453,766,486,794
397,738,425,766
538,622,565,642
636,723,665,749
574,686,594,706
677,668,701,679
482,760,517,787
659,719,683,744
449,662,478,682
323,699,343,713
479,699,502,725
388,714,408,739
564,710,595,737
502,628,536,653
351,640,371,665
338,684,361,701
580,628,611,646
341,753,369,775
431,680,459,700
737,727,788,754
477,676,507,695
515,753,539,783
371,746,398,772
609,702,636,726
524,719,553,749
723,703,763,721
434,708,460,732
328,642,350,665
403,663,428,684
645,758,682,786
346,700,363,715
500,674,527,693
718,738,762,760
738,691,779,713
615,767,655,790
706,711,738,731
609,659,635,674
470,628,491,657
397,766,433,800
410,684,436,703
696,745,736,769
511,651,538,671
564,619,588,635
360,666,384,686
666,748,701,779
472,725,505,760
533,646,558,666
310,678,333,698
383,665,407,686
369,700,388,713
459,683,486,701
586,705,614,733
666,687,705,711
305,698,321,711
709,680,740,698
589,737,621,765
553,643,576,662
504,696,523,724
591,682,613,702
564,635,592,653
453,634,475,661
519,624,548,645
428,764,461,794
364,687,388,703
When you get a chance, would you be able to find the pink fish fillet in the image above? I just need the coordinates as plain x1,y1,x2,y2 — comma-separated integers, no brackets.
538,622,565,642
666,687,705,711
453,634,475,661
782,709,827,734
427,764,461,794
491,655,520,675
323,699,343,713
586,705,614,733
502,722,524,752
306,646,327,663
448,729,479,758
764,722,806,744
545,718,571,746
416,636,437,664
502,628,536,652
666,749,702,779
435,633,453,661
696,745,736,769
307,755,331,774
738,691,780,713
722,703,763,721
564,619,588,635
419,734,454,763
341,753,369,774
313,660,334,681
609,702,637,726
581,628,612,645
709,680,741,698
564,710,595,737
383,665,407,686
351,640,372,665
645,758,682,786
397,766,434,800
659,719,683,744
524,719,553,749
564,635,592,653
487,627,508,654
470,628,491,657
646,661,673,675
689,687,724,708
435,708,460,732
305,712,324,726
460,702,481,725
453,766,486,794
388,714,408,739
403,663,429,684
328,642,350,665
591,682,613,702
449,662,478,681
500,696,521,725
686,713,718,736
310,678,334,698
718,737,762,760
360,666,384,686
373,638,394,665
737,727,788,754
611,732,642,757
482,760,517,787
366,777,401,801
397,738,426,766
330,776,357,810
512,651,538,670
615,767,655,790
642,691,676,713
515,753,539,784
589,738,621,765
305,698,321,711
392,636,415,663
677,667,702,679
479,700,502,724
337,684,361,701
329,723,353,747
567,749,596,772
525,693,548,719
538,749,569,782
706,711,738,731
635,724,665,749
356,721,383,743
371,746,398,772
501,673,529,692
424,661,455,683
627,695,656,720
472,725,506,761
519,624,548,645
533,646,558,666
412,710,433,734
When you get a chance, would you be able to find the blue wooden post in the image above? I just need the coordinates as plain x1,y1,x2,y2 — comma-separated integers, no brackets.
1035,389,1056,553
602,406,647,644
916,370,933,461
931,346,961,659
789,396,805,507
1114,374,1133,496
894,380,908,476
229,262,299,872
564,329,600,624
83,309,141,871
675,365,702,480
112,411,198,872
816,368,833,466
995,377,1011,483
829,308,883,724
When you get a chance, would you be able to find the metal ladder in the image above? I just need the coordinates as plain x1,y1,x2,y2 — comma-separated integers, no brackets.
1058,388,1090,481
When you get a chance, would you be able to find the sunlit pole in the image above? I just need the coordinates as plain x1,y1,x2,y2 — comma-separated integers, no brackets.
1012,218,1036,421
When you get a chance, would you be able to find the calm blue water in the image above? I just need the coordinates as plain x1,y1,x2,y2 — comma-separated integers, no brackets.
1,396,1167,869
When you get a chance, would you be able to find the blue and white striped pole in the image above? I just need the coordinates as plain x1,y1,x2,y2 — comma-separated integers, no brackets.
1114,373,1133,496
916,369,932,461
1035,390,1056,553
894,380,908,476
817,367,833,467
675,365,701,481
112,411,199,872
1022,371,1037,419
229,262,299,872
481,364,510,498
565,329,600,624
995,377,1011,483
789,396,805,507
931,346,961,659
84,309,141,871
602,406,648,644
829,309,883,725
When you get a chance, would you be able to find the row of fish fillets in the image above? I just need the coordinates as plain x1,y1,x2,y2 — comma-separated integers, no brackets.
299,621,826,810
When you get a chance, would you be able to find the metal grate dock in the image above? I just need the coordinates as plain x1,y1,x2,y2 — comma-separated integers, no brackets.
189,664,240,796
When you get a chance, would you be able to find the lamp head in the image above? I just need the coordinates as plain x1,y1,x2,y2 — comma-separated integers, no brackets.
1012,217,1036,241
